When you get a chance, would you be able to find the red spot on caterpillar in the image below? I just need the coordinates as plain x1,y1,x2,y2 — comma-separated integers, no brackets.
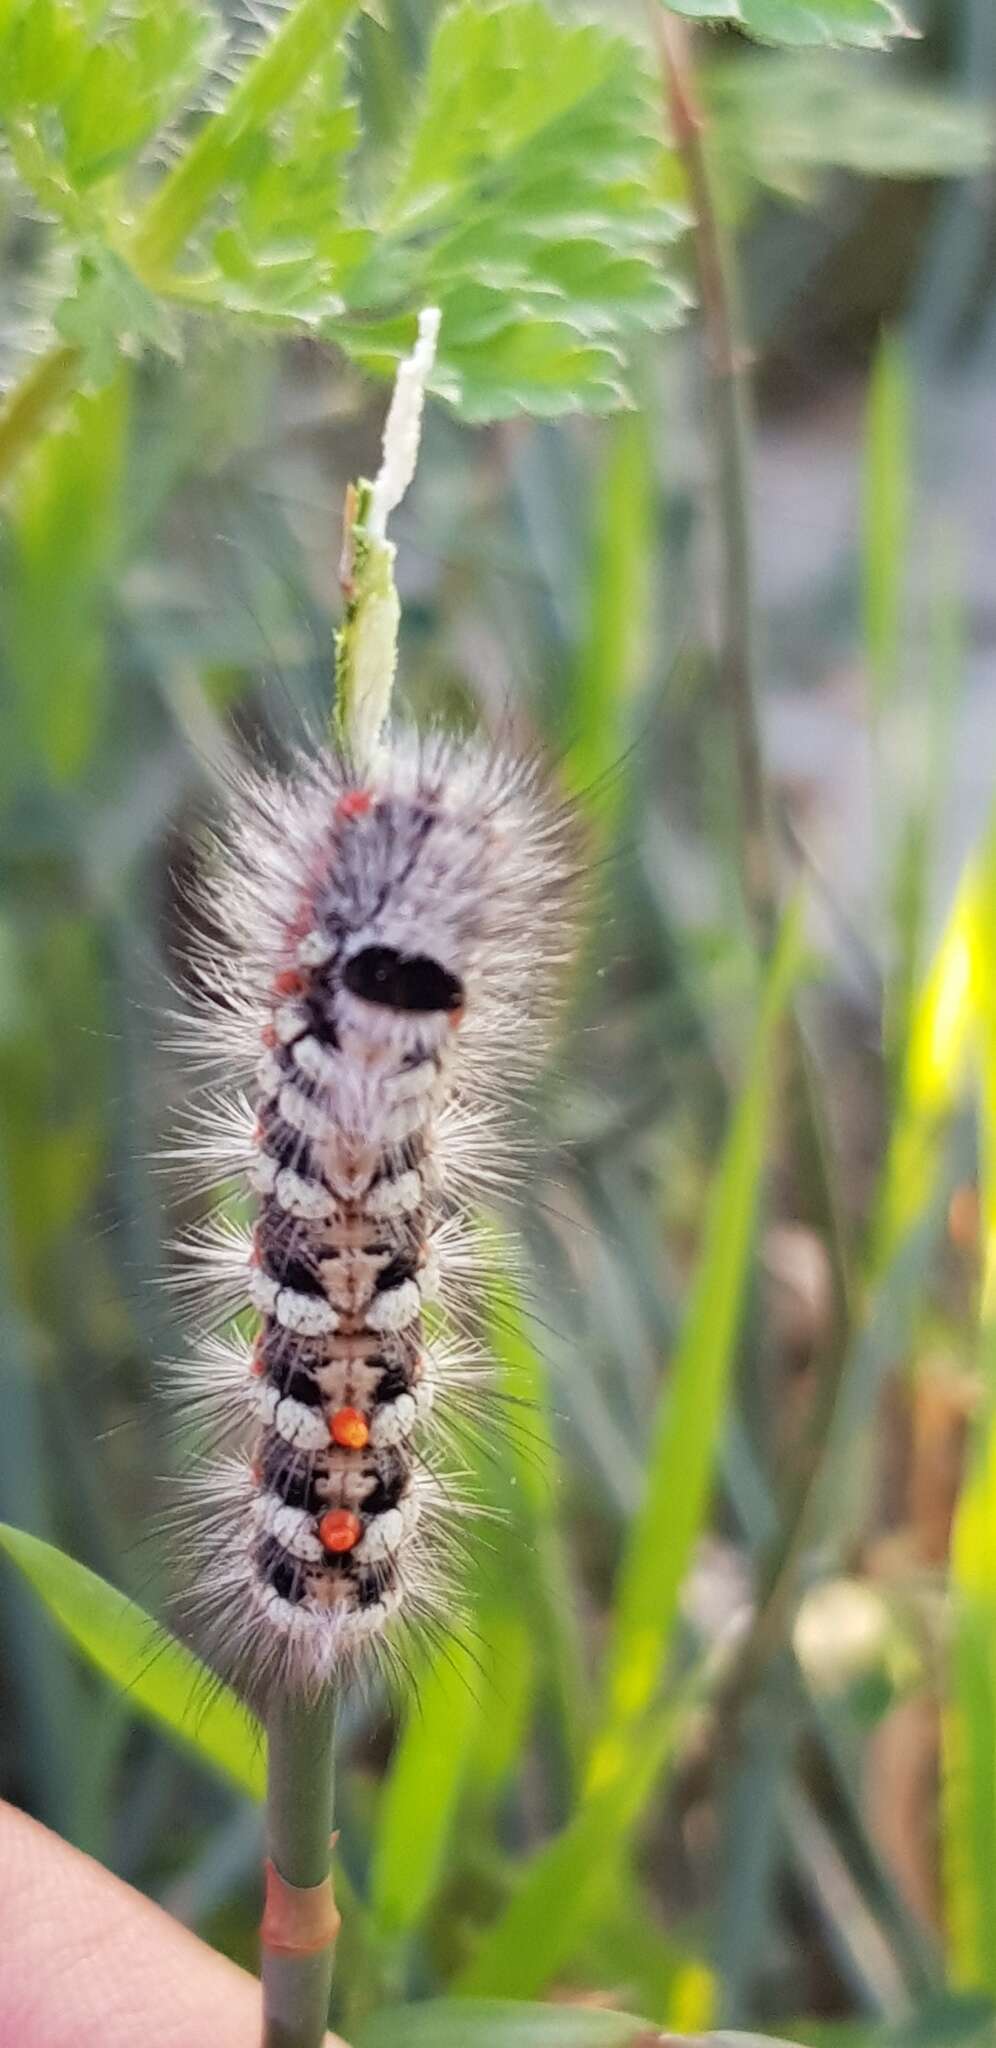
250,1236,262,1268
318,1508,362,1554
329,1407,369,1451
250,1340,267,1377
261,1024,277,1049
336,790,373,821
251,1456,263,1485
274,968,305,997
448,1005,465,1030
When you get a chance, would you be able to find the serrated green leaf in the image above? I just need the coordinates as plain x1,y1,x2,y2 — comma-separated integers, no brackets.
338,0,688,418
0,0,689,432
355,2002,659,2048
0,0,215,184
439,320,632,422
131,0,359,276
385,4,647,229
55,242,182,381
182,43,371,318
664,0,912,47
340,309,634,422
0,1522,264,1797
0,0,85,117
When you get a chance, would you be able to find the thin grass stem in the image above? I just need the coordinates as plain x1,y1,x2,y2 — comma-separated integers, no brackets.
651,9,857,1698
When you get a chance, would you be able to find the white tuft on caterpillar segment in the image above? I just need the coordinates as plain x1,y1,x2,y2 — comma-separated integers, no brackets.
169,728,578,1705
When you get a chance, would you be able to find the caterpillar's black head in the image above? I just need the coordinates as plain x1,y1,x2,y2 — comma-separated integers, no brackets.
343,945,464,1016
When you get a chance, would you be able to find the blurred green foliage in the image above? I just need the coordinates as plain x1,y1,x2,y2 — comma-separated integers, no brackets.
2,0,996,2044
664,0,911,46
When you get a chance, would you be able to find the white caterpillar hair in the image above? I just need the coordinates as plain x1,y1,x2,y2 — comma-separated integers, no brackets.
167,726,578,1706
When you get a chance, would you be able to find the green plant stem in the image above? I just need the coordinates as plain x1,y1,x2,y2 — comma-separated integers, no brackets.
262,1692,339,2048
655,9,775,954
0,345,78,481
653,9,855,1690
0,0,358,487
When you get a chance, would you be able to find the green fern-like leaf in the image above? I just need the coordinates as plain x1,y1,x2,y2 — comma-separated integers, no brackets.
180,0,691,417
343,0,690,416
0,0,215,190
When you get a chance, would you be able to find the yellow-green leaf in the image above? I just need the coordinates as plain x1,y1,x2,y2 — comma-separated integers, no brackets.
0,1522,263,1799
370,1634,484,1943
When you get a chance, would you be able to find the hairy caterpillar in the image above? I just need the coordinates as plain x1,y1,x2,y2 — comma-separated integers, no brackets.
169,729,577,1706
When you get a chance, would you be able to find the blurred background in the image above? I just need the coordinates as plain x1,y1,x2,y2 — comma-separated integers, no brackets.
2,0,996,2040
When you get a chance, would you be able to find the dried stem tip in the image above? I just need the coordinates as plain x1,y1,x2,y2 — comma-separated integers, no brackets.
333,307,441,773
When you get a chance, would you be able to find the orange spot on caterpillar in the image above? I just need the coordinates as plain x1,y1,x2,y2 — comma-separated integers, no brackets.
329,1407,369,1451
251,1455,263,1485
448,1005,465,1030
274,968,305,997
250,1236,262,1268
250,1340,267,1377
336,790,373,821
261,1024,277,1049
318,1508,362,1554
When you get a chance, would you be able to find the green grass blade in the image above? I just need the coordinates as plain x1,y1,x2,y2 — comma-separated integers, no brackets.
862,333,910,715
453,1701,682,1998
584,1871,716,2030
452,915,800,2001
8,376,128,784
883,531,965,1096
0,1522,263,1800
943,1509,996,1996
942,822,996,1992
593,905,804,1763
484,1265,588,1777
371,1259,581,1950
369,1633,484,1946
355,2000,659,2047
873,813,993,1272
570,410,654,810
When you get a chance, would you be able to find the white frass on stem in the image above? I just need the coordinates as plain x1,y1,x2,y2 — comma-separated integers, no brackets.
367,305,441,542
333,306,441,774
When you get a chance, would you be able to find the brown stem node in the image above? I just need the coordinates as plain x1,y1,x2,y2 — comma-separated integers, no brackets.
261,1861,341,1958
